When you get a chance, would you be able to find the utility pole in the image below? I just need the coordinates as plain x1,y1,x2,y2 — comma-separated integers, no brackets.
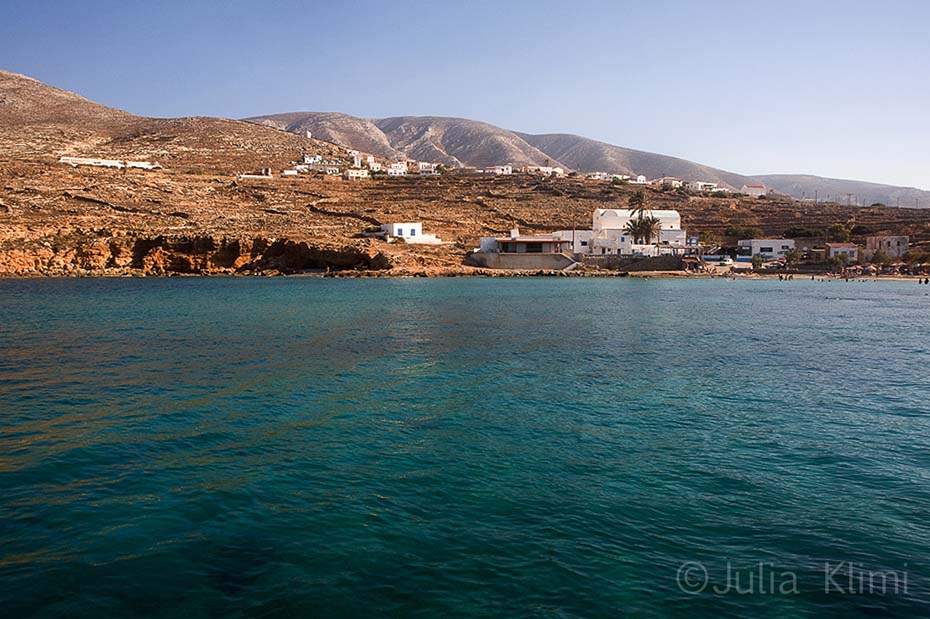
815,190,819,204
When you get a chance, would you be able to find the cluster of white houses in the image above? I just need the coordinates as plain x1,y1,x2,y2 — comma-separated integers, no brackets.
728,235,910,264
479,208,694,258
277,150,442,181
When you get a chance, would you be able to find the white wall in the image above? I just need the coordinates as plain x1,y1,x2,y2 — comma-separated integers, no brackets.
382,222,423,238
738,239,795,259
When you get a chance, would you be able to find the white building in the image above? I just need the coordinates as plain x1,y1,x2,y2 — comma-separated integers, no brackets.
323,166,340,175
741,184,768,197
737,239,795,260
387,162,408,176
368,161,382,172
302,154,322,164
524,166,565,177
630,175,648,184
590,208,687,256
60,156,162,170
865,235,908,260
587,172,611,181
420,169,440,176
381,222,442,245
482,165,513,175
550,229,594,254
825,243,859,262
344,169,370,180
685,181,719,192
653,177,683,189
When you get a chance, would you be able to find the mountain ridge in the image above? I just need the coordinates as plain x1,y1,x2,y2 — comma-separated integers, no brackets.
246,111,930,207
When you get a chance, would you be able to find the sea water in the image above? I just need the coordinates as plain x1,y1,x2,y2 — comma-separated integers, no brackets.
1,277,929,617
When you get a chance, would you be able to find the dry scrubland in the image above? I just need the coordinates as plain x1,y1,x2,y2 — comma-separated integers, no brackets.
1,69,929,276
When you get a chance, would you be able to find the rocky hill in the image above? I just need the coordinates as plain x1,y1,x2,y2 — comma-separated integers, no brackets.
0,69,347,172
2,70,929,277
247,111,930,207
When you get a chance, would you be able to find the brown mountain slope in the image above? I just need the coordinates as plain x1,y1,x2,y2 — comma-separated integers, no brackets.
246,110,930,207
374,116,565,169
249,111,406,161
518,133,749,189
0,70,346,172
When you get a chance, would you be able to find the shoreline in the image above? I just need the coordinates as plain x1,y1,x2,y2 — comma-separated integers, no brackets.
1,269,927,282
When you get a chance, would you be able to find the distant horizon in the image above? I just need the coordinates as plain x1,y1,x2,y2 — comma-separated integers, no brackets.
3,0,929,190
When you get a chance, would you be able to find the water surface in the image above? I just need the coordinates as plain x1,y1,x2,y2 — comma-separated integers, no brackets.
1,277,929,617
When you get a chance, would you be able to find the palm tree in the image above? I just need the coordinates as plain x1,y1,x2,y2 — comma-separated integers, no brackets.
624,215,663,244
628,189,650,219
640,216,662,245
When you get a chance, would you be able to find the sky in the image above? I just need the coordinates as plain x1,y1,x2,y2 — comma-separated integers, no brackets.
2,0,929,188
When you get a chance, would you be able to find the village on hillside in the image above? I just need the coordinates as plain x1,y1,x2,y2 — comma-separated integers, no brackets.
51,141,930,279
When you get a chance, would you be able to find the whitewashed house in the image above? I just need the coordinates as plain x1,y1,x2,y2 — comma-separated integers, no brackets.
550,230,594,254
590,208,687,256
653,177,683,189
587,172,611,181
825,243,859,262
685,181,719,192
387,162,408,176
741,184,768,197
483,165,513,175
631,175,648,184
344,169,370,180
737,239,795,260
381,222,442,245
524,166,565,177
60,156,162,170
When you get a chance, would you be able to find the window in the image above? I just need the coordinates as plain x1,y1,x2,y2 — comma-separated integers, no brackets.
410,229,416,236
580,241,588,246
760,247,774,253
525,242,543,253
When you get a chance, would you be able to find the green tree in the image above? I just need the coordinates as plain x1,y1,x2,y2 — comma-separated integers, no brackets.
628,190,650,219
784,248,802,266
828,223,851,242
624,215,663,244
751,255,765,270
870,247,891,266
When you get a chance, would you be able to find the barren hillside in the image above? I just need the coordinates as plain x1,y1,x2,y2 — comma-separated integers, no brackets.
246,110,930,207
2,71,929,277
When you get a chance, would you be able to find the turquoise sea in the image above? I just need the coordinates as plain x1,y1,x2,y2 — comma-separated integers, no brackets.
1,277,929,617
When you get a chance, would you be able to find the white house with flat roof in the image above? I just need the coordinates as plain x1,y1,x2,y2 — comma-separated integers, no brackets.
344,169,370,180
825,243,859,262
865,235,908,260
590,208,687,256
381,222,442,245
686,181,719,192
738,239,795,259
741,184,768,197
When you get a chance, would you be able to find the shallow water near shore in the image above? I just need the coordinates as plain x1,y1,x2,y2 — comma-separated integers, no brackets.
1,277,929,617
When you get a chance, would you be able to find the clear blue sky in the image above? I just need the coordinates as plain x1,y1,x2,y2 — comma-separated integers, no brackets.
3,0,928,188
